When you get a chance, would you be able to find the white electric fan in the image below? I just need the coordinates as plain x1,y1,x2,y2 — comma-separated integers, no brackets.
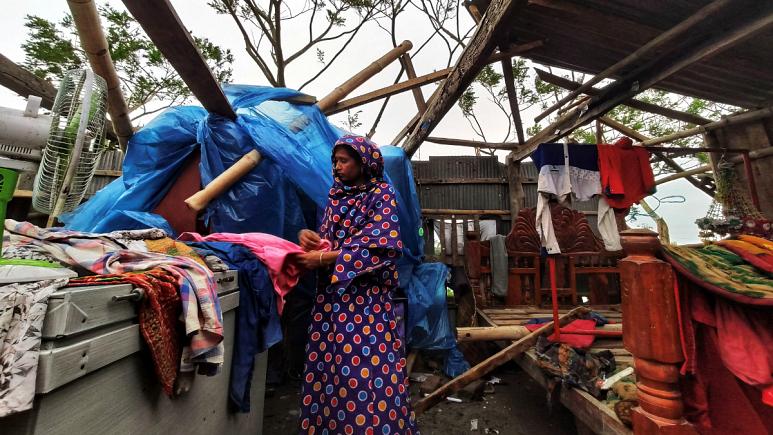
0,68,108,229
0,67,108,268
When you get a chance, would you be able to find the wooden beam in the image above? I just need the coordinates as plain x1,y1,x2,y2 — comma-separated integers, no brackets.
416,177,507,185
0,53,121,144
400,54,427,112
422,208,510,216
391,113,420,146
325,69,448,115
534,0,734,122
506,156,525,224
559,9,773,145
413,307,589,414
638,106,773,146
318,41,413,112
534,68,711,126
501,58,525,143
425,136,521,149
122,0,236,119
327,41,544,118
0,53,57,109
402,0,530,157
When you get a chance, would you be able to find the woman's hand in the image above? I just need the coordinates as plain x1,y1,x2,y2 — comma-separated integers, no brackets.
295,251,325,270
298,229,322,252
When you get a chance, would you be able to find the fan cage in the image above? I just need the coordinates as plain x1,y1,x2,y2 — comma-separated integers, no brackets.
32,69,108,215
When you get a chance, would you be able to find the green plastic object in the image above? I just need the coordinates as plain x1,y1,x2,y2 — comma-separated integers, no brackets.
0,167,64,268
0,167,19,244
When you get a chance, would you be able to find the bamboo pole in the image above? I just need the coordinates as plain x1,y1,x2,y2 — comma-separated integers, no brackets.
317,40,413,113
534,0,734,122
414,307,590,415
425,136,521,149
325,68,447,115
456,325,530,342
184,150,262,212
68,0,134,149
637,106,773,147
655,165,712,185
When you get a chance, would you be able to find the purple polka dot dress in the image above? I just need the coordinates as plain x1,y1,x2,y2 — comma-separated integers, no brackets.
298,135,418,434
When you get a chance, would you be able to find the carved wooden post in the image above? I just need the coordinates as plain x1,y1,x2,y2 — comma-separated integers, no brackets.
620,229,696,435
464,232,487,308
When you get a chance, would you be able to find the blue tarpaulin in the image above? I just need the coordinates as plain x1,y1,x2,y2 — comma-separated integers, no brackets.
62,85,467,376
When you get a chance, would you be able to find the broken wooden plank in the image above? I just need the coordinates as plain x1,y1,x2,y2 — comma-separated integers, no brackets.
0,53,57,109
122,0,236,119
426,136,521,149
413,306,589,415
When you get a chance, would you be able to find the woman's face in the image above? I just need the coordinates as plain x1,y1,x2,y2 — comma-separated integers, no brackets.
333,147,363,184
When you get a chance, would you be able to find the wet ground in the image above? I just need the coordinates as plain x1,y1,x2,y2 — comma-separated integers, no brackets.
262,363,576,435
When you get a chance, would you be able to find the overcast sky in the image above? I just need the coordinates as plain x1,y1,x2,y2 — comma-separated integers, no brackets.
0,1,712,243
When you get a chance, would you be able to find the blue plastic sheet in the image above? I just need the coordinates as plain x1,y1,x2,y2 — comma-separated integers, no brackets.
63,84,466,371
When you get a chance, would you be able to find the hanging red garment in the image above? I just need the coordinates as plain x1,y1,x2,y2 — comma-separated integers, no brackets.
597,137,656,209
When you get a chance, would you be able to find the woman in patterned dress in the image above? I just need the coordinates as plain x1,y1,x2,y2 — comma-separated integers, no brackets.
294,135,418,434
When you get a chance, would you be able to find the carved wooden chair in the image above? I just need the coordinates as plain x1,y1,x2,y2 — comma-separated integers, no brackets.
464,203,622,308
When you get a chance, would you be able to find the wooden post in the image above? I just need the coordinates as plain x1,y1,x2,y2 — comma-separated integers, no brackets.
439,218,447,262
464,232,486,308
400,54,427,112
619,229,697,435
506,155,525,225
500,57,525,144
637,106,773,147
451,215,459,266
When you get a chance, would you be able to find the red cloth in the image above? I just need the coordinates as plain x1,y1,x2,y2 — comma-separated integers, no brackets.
597,137,655,209
70,269,182,396
676,274,773,433
525,319,598,349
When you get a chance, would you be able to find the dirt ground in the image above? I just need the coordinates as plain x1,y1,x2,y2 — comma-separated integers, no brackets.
263,363,576,435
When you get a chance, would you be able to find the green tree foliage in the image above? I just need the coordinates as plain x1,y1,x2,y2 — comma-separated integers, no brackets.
22,5,234,124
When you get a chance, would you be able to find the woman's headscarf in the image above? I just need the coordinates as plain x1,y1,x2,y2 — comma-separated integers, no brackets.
319,135,403,287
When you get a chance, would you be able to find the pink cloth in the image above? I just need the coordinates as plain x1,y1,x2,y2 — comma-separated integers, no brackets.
179,232,330,314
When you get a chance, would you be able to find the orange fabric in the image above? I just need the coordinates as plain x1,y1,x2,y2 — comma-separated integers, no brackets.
597,137,656,209
717,239,773,272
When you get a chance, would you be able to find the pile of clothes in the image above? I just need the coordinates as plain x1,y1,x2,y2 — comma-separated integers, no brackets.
0,220,317,417
662,235,773,433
